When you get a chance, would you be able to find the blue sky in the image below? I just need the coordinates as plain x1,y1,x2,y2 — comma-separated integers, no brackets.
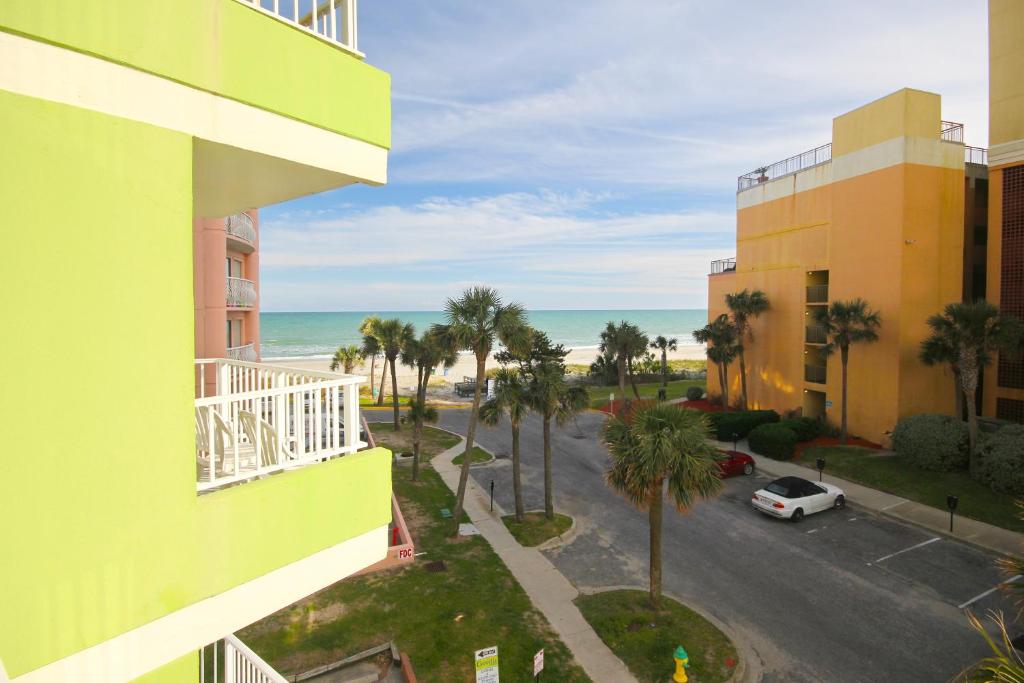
258,1,988,312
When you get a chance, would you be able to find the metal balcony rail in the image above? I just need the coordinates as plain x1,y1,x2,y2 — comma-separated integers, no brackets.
226,213,257,245
965,146,988,165
227,342,258,362
940,120,964,143
194,359,365,492
806,284,829,304
710,257,737,275
226,276,257,308
738,143,832,192
805,325,828,345
805,364,827,384
201,634,288,683
232,0,360,56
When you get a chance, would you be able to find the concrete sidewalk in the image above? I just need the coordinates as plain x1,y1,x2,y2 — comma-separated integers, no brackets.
431,441,638,683
718,438,1024,559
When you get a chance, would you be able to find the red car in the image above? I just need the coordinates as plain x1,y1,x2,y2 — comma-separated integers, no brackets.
715,450,755,478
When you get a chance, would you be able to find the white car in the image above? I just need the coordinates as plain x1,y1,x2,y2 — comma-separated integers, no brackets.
751,476,845,522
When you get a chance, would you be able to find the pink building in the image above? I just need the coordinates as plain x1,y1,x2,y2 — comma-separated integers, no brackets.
193,210,261,363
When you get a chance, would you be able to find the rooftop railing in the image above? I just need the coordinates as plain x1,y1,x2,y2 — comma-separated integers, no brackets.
226,213,257,246
232,0,361,57
710,257,737,275
940,120,964,143
738,143,832,192
965,146,988,165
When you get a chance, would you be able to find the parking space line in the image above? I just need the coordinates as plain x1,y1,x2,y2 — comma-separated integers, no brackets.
958,575,1022,610
872,537,940,564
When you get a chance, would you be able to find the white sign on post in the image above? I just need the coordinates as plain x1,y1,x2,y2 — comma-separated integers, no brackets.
475,646,500,683
533,648,544,676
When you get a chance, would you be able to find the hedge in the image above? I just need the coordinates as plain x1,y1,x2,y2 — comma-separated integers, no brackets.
685,385,705,401
891,413,969,472
777,417,821,442
748,423,799,460
707,410,780,441
974,425,1024,495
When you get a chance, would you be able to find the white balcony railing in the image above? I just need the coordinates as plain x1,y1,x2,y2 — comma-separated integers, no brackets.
226,277,257,308
225,213,256,246
227,342,258,362
201,634,288,683
232,0,361,57
194,358,365,492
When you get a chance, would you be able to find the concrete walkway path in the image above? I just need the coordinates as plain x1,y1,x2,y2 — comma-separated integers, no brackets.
720,438,1023,559
431,441,638,683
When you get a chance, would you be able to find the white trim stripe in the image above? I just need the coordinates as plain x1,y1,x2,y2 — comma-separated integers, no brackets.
957,575,1023,610
872,536,940,563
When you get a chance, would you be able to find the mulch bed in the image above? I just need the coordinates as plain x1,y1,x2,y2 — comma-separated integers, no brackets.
793,436,883,460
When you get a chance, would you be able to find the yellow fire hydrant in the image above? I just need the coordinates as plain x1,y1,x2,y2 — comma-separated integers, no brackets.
673,645,690,683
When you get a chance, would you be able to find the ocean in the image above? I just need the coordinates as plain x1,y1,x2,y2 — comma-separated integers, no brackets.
260,310,709,359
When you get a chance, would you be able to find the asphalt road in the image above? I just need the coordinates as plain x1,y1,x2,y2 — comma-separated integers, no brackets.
369,409,1021,682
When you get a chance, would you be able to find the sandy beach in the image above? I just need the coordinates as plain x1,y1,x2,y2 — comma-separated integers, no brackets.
272,344,705,395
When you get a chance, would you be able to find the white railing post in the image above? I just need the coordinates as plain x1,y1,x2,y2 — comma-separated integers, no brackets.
223,639,234,682
344,380,359,452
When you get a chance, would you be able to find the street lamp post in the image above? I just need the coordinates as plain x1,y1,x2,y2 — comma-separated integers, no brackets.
815,457,826,482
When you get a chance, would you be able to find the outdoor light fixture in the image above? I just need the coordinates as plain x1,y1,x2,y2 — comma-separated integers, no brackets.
947,495,959,532
816,457,826,482
732,432,740,451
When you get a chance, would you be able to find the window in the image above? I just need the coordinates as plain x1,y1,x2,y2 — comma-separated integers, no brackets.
996,398,1024,424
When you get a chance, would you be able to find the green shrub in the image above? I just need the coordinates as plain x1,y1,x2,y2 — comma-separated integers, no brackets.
974,429,1024,495
891,413,969,472
685,386,705,401
777,417,821,442
707,410,780,441
748,423,798,460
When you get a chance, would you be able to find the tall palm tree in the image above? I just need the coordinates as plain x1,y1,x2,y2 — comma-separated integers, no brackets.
432,287,531,537
919,317,966,421
479,367,531,521
650,335,678,390
693,314,739,410
623,323,650,399
919,302,1020,456
375,318,414,431
725,289,770,410
813,299,881,444
329,344,363,374
603,404,722,608
529,358,589,520
359,315,383,404
401,329,458,481
600,322,647,411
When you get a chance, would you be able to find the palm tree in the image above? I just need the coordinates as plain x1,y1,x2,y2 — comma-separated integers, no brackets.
375,318,414,431
359,315,383,404
479,368,531,521
529,355,589,520
623,323,650,399
919,302,1020,456
329,344,363,374
919,317,966,421
725,289,769,410
649,335,678,390
432,287,531,537
600,321,637,412
603,404,722,608
693,314,739,410
401,329,458,481
813,299,881,443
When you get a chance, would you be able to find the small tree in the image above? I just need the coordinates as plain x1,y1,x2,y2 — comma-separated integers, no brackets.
400,329,457,481
329,344,363,374
359,315,382,403
599,322,632,412
813,299,881,443
376,318,414,431
693,314,739,411
603,404,722,608
725,289,769,410
479,367,531,521
650,335,678,389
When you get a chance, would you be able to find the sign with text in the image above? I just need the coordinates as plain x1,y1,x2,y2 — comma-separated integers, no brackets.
533,648,544,676
475,646,499,683
825,400,833,409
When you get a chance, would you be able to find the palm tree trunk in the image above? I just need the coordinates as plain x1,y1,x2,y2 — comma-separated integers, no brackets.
840,346,849,444
739,349,749,410
391,356,401,431
451,354,486,537
661,348,668,388
376,357,388,406
512,421,524,522
617,354,628,412
953,367,965,421
368,354,377,401
543,411,554,520
961,348,980,464
649,479,663,609
721,364,730,411
412,365,425,482
628,357,641,399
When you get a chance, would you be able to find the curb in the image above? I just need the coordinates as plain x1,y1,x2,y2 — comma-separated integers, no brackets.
535,511,580,551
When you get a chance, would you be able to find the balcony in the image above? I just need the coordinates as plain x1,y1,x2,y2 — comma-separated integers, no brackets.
227,276,257,308
965,146,988,165
710,257,737,275
194,359,365,492
234,0,362,57
226,213,257,252
738,143,832,192
227,342,258,362
806,284,829,304
805,364,827,384
805,325,827,345
940,120,964,143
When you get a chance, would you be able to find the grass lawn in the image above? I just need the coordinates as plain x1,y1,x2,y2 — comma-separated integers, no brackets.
795,446,1024,533
238,453,591,681
452,446,492,466
576,590,738,683
586,379,705,409
360,395,411,408
502,512,572,547
369,423,461,459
